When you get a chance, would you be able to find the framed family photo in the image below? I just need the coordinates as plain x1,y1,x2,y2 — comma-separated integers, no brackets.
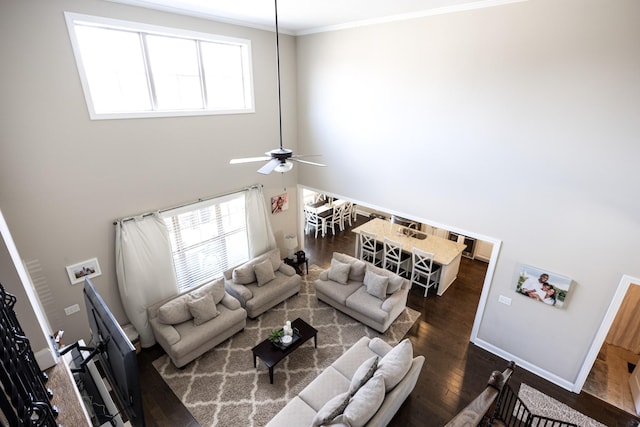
66,257,102,285
515,264,572,308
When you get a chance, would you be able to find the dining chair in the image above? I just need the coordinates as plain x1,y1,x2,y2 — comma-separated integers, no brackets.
329,203,347,232
410,248,442,297
383,238,411,277
304,209,324,238
359,231,383,266
342,202,353,228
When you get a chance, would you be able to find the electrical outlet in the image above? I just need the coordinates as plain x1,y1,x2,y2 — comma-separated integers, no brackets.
64,304,80,316
498,295,512,306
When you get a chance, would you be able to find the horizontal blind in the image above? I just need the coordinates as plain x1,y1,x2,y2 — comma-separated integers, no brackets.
161,192,249,292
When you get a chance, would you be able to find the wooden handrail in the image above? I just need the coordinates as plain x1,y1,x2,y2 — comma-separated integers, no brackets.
444,361,515,427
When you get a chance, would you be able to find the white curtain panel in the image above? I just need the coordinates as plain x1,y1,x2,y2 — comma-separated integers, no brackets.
115,214,178,347
245,186,276,258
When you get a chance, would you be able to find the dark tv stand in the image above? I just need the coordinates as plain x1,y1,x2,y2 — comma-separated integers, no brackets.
61,340,130,427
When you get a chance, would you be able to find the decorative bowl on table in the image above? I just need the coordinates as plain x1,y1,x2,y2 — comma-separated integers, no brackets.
280,335,293,346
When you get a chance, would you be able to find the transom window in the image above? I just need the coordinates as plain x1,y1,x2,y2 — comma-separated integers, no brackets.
161,193,249,292
65,12,254,120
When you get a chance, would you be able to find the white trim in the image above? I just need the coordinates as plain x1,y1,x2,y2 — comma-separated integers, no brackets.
64,12,255,120
474,337,575,391
573,274,640,393
297,0,528,35
469,241,501,342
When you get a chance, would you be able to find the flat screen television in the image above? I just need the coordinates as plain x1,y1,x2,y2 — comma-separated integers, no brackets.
83,278,145,427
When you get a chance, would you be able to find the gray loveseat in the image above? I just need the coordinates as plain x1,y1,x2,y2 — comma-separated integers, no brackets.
265,336,425,427
224,248,302,318
315,252,410,333
147,278,247,368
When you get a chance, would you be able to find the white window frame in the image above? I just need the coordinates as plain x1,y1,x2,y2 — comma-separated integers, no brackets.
64,12,255,120
161,193,250,292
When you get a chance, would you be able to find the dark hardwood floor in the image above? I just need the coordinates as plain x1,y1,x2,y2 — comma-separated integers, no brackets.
136,215,640,427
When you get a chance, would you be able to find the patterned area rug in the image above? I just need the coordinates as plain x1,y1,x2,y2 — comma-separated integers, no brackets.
153,265,421,427
518,383,607,427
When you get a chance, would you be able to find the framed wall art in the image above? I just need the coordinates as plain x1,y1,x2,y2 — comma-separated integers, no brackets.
515,264,572,308
66,257,102,285
271,193,288,214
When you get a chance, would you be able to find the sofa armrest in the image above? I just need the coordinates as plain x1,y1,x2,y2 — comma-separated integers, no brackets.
220,292,242,310
380,288,408,313
368,337,393,357
319,270,329,281
224,280,253,306
150,320,180,346
278,262,296,276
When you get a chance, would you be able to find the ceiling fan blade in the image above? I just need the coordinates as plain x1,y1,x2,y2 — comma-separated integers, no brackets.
291,153,321,159
230,156,272,164
257,158,281,175
291,158,327,167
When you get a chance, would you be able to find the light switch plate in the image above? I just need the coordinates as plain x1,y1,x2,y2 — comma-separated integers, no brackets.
64,304,80,315
498,295,512,306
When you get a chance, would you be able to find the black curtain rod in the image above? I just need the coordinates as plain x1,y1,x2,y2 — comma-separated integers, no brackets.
113,184,262,225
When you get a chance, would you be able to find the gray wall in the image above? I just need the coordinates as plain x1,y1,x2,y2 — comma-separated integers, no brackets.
295,0,640,386
0,0,300,346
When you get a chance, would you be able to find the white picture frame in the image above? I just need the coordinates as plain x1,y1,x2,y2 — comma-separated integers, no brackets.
66,257,102,285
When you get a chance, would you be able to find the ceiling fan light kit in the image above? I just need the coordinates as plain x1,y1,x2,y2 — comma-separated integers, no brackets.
229,0,325,175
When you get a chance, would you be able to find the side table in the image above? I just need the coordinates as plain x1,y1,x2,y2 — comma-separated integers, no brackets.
283,257,308,275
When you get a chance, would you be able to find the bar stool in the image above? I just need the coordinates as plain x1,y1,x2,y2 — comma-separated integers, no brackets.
410,248,441,297
359,231,383,266
383,238,411,277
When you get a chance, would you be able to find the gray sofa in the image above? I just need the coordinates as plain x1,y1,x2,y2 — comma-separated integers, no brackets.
147,278,247,368
265,336,425,427
224,248,302,318
315,252,410,333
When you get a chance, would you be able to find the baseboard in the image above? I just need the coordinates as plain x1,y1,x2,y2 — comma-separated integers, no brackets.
35,346,58,371
474,337,576,392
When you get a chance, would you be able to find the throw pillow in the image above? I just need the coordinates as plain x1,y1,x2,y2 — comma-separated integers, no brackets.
254,259,276,286
328,258,351,285
187,293,219,326
347,356,379,396
232,263,256,285
340,374,385,427
332,252,366,282
385,274,404,294
191,277,225,304
310,391,351,427
364,269,389,300
157,294,192,324
376,338,413,392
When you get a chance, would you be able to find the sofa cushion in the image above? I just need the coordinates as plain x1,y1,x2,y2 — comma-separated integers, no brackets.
332,252,366,282
157,294,192,325
311,392,351,427
254,259,276,286
363,269,389,300
338,374,385,427
299,366,351,412
376,338,413,392
365,264,404,294
328,258,351,285
232,262,256,285
347,356,378,395
187,293,219,326
191,278,225,304
345,287,387,325
315,279,362,306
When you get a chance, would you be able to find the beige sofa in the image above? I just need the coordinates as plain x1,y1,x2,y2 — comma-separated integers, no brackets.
223,248,302,318
147,278,247,368
265,336,425,427
315,252,410,333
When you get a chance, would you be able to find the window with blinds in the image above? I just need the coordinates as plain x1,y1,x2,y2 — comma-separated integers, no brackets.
161,192,249,292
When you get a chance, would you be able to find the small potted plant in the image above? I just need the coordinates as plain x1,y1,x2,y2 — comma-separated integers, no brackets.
268,329,283,344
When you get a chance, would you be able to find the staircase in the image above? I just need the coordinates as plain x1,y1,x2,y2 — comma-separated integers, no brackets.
445,362,578,427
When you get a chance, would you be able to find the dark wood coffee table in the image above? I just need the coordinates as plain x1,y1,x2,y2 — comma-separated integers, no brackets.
252,318,318,384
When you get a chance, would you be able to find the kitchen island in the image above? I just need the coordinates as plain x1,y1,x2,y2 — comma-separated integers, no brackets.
352,218,466,295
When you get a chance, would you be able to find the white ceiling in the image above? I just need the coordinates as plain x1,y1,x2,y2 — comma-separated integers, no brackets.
107,0,525,35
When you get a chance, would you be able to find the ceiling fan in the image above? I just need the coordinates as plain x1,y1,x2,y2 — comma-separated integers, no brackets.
229,0,326,175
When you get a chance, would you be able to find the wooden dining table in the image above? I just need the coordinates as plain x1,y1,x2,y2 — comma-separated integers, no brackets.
352,218,467,295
